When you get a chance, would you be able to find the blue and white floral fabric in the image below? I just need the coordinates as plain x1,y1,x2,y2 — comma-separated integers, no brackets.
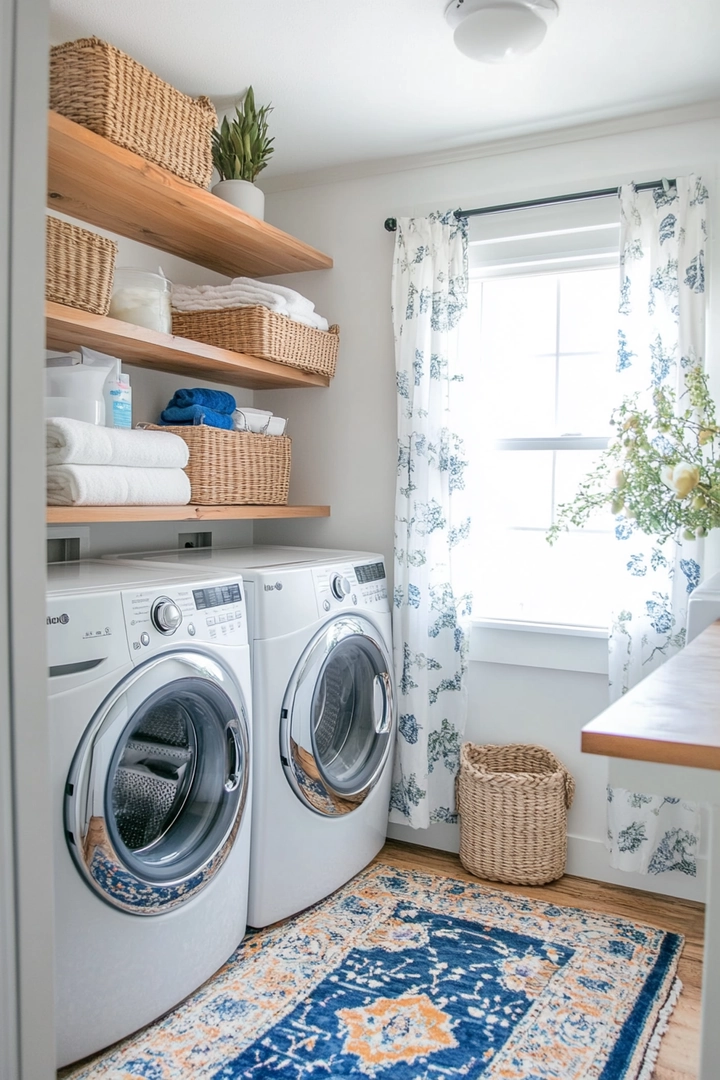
607,787,701,876
389,211,472,830
607,176,709,876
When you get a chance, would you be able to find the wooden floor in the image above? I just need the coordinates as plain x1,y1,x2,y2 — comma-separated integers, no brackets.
378,839,705,1080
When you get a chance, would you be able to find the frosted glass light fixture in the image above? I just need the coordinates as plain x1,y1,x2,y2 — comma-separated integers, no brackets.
445,0,559,63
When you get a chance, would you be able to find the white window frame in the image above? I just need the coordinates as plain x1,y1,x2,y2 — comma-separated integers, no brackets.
467,203,620,636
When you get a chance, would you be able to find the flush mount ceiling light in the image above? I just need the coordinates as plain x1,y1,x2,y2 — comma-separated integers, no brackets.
445,0,559,63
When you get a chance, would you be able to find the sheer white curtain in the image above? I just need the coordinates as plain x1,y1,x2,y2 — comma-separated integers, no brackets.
607,176,709,877
389,211,473,830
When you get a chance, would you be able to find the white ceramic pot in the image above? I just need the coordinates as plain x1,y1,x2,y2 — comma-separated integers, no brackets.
212,179,265,220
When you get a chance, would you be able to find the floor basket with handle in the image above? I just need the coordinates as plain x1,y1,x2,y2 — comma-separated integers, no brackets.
457,742,575,886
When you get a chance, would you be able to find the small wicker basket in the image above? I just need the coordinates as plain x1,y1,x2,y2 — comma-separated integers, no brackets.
147,425,291,505
457,742,575,886
49,37,217,188
172,306,340,379
46,216,118,315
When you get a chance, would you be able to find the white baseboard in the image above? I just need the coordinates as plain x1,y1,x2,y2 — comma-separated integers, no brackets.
386,821,460,854
386,823,706,903
566,835,706,902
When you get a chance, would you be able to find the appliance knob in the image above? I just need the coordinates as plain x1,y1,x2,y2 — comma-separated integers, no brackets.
151,597,182,635
330,574,351,601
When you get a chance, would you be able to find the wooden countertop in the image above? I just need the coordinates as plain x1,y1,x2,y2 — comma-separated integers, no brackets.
582,621,720,771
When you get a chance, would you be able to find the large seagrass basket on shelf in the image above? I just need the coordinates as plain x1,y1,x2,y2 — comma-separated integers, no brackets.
172,306,340,380
456,742,575,886
147,425,290,506
49,37,217,188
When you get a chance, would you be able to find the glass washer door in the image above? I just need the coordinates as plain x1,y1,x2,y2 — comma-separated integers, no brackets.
281,615,395,817
65,651,250,916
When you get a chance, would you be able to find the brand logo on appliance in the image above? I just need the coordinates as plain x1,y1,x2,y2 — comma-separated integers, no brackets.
263,582,283,592
47,614,69,625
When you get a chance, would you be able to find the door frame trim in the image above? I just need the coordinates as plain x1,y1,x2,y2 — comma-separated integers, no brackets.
0,0,54,1075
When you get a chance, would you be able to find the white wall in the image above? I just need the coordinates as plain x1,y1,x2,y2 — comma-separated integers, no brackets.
253,108,720,900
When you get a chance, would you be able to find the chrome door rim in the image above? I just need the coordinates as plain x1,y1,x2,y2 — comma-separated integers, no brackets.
65,650,250,916
280,615,395,817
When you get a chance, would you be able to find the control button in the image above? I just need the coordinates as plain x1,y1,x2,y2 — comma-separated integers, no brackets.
188,623,196,637
330,573,352,601
234,611,243,620
323,599,331,612
140,632,150,646
206,616,216,626
151,597,182,635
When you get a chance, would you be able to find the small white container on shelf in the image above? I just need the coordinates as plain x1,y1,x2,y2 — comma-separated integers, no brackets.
109,268,172,333
45,361,108,425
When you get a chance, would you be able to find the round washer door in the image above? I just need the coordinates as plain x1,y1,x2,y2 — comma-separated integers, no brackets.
281,615,395,817
65,650,250,916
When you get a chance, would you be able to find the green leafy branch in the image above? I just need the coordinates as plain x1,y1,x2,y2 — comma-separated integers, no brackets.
547,365,720,547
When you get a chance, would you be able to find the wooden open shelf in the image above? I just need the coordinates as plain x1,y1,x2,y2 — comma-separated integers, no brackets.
47,505,331,524
46,302,330,390
47,111,333,278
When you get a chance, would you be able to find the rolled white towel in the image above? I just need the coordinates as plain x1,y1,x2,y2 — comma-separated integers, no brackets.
47,466,192,506
172,282,330,330
172,282,287,313
231,277,316,315
288,310,330,332
46,418,190,468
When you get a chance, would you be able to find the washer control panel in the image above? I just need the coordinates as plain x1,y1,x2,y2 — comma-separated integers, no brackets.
122,577,247,655
312,560,388,614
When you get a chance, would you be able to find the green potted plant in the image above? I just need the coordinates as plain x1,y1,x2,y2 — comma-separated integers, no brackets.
211,86,274,219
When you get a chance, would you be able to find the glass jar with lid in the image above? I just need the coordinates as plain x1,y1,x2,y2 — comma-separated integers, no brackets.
109,268,172,334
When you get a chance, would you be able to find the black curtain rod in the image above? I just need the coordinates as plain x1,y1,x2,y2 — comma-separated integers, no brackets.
383,179,673,232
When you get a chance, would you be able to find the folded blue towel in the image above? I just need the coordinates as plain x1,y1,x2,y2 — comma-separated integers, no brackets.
159,405,234,430
171,388,236,414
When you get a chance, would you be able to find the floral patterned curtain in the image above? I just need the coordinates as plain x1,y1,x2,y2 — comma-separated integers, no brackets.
607,176,708,877
389,211,473,830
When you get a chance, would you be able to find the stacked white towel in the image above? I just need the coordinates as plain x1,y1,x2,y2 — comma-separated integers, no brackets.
171,276,329,332
46,418,191,506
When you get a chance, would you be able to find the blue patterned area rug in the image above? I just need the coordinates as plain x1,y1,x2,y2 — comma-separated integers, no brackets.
65,863,683,1080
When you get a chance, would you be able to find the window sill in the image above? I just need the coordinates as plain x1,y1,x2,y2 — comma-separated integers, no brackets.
469,619,608,674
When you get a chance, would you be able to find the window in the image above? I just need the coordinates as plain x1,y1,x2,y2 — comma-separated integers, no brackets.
464,200,621,629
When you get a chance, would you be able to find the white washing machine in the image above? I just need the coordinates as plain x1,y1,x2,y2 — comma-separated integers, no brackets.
107,546,395,927
48,560,252,1067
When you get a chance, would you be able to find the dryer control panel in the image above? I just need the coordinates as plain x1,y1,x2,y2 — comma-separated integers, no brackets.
122,577,247,656
312,560,388,616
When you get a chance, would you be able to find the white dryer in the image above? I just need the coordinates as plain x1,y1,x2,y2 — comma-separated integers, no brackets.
107,547,395,927
48,560,252,1067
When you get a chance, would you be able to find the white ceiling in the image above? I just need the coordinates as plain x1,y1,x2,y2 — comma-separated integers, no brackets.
49,0,720,179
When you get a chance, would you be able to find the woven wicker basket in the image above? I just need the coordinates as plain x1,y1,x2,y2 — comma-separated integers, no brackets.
49,37,217,188
457,742,575,886
172,306,340,379
147,425,290,505
46,216,118,315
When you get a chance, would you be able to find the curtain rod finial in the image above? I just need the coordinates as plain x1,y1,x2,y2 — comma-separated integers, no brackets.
384,217,397,232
